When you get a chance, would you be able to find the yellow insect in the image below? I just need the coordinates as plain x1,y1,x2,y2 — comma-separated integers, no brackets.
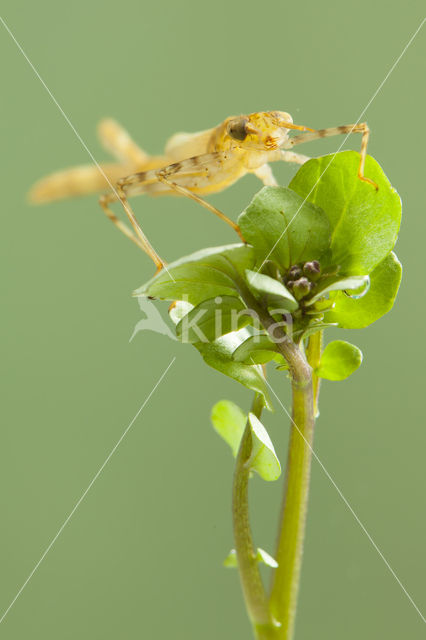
30,111,375,272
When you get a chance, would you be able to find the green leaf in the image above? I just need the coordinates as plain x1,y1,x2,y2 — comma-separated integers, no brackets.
248,413,281,481
294,322,338,341
133,244,255,305
211,400,246,457
223,547,278,568
196,329,272,410
169,304,272,407
176,296,251,343
324,252,402,328
232,334,286,365
210,401,281,480
306,275,370,306
238,187,331,270
256,548,278,568
168,300,193,324
245,269,298,310
223,549,238,568
275,362,290,371
316,340,363,381
290,151,401,275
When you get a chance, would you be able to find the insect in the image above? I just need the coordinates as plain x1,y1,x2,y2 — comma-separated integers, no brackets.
30,111,376,272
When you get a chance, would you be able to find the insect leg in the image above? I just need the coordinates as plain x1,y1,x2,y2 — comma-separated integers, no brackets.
101,150,246,267
279,151,310,165
253,156,309,186
99,192,145,249
288,122,377,189
253,164,278,186
98,118,150,166
157,168,245,242
99,181,166,272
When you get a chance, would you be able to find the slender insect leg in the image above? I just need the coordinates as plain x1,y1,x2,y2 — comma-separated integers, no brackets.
254,155,310,186
99,192,145,248
289,122,378,189
253,164,278,186
98,118,150,167
157,171,245,242
279,151,310,165
99,188,166,272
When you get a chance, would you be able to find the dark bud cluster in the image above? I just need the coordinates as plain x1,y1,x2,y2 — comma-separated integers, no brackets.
285,261,322,302
302,260,321,280
287,265,303,280
289,277,312,300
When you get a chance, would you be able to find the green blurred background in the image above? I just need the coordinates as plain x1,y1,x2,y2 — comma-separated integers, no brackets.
1,1,425,638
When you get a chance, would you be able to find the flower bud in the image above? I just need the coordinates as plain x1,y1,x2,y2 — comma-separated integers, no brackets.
303,260,321,279
292,277,312,300
287,265,303,280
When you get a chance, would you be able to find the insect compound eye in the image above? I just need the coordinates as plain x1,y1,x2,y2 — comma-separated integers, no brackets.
227,118,249,142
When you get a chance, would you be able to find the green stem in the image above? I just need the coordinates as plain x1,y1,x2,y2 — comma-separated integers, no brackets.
268,377,315,639
251,307,315,639
236,282,312,387
233,394,276,638
306,330,323,418
235,281,316,639
251,328,314,639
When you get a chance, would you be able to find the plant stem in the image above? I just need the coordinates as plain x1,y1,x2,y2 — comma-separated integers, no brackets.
235,282,312,387
236,281,316,639
233,394,276,638
250,303,315,639
306,330,323,418
268,365,315,640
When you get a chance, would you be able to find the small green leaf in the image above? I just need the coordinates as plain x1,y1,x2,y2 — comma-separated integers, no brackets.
176,296,251,343
134,264,236,305
168,300,193,324
275,362,290,371
211,400,246,457
324,252,402,328
133,244,255,305
232,334,285,365
306,275,369,306
294,322,338,341
223,549,238,568
316,340,363,381
238,187,331,270
170,305,272,407
223,547,278,569
256,548,278,568
290,152,401,275
248,413,281,481
196,329,273,410
245,269,298,310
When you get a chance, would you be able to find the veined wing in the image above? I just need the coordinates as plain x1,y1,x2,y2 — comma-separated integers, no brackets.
122,151,246,198
164,128,214,161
